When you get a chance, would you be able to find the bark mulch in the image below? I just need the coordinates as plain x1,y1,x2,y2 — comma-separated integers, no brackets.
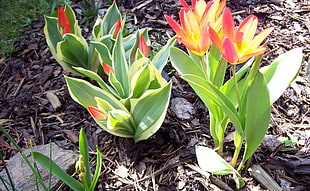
0,0,310,190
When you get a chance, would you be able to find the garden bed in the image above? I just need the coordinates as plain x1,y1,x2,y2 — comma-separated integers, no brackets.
0,0,309,190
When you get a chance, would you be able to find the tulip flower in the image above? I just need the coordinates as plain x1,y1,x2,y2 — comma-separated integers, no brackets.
112,19,122,39
208,8,274,65
102,62,114,75
88,106,106,120
58,7,71,34
138,34,149,57
165,0,226,56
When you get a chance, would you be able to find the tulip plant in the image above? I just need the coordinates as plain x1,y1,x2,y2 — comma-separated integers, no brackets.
44,2,175,142
166,0,302,188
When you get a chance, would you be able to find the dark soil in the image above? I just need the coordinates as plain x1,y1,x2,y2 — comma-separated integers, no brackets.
1,0,310,190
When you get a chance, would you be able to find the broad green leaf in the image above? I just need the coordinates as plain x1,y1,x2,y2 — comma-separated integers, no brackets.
131,64,151,98
170,47,205,78
65,76,126,111
78,128,92,188
112,34,129,96
131,82,172,142
32,152,84,191
152,38,177,72
44,16,62,56
182,74,243,134
57,34,89,69
91,41,112,66
92,17,103,40
72,67,119,99
98,35,114,51
102,2,122,35
243,72,270,163
260,48,303,104
196,146,245,188
106,109,136,135
109,72,126,98
88,44,100,72
123,33,136,59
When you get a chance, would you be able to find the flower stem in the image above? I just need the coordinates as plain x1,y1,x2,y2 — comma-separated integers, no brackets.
232,65,241,107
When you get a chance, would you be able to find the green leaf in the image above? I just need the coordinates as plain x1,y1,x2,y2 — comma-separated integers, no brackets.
152,38,177,72
57,34,89,69
79,128,92,189
207,44,222,81
107,109,136,135
131,64,151,98
131,82,172,142
65,76,126,111
64,3,82,36
112,34,129,96
90,146,102,191
170,47,205,78
129,29,149,64
109,72,126,98
92,17,103,40
91,41,112,66
72,67,120,99
260,48,303,104
32,152,84,191
182,74,243,135
242,72,270,163
196,146,245,188
44,16,62,57
101,1,122,35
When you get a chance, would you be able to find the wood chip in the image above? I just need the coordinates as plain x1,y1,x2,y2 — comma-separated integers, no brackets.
249,164,282,191
46,91,62,110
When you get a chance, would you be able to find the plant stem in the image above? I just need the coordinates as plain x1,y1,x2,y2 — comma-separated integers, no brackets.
199,55,207,78
232,65,241,108
232,131,243,168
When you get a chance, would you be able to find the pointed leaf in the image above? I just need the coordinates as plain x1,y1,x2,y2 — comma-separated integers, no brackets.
170,47,205,78
182,74,243,134
57,34,89,69
260,48,303,104
32,152,84,191
131,82,172,142
243,72,270,162
102,2,122,35
152,38,177,72
78,128,92,188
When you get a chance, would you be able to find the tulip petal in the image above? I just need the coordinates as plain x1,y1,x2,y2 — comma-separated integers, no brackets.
250,27,274,50
88,106,106,120
238,15,258,44
222,37,238,64
208,26,223,52
102,62,114,75
223,8,235,40
239,47,266,63
138,34,149,57
180,0,190,8
164,15,187,37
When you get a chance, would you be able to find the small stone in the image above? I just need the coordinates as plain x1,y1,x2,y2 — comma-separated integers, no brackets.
0,143,79,191
170,97,194,120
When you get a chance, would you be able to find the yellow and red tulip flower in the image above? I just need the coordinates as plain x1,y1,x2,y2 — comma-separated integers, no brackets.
88,106,106,120
102,62,114,75
165,0,226,56
138,34,149,57
58,7,71,35
208,8,274,65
